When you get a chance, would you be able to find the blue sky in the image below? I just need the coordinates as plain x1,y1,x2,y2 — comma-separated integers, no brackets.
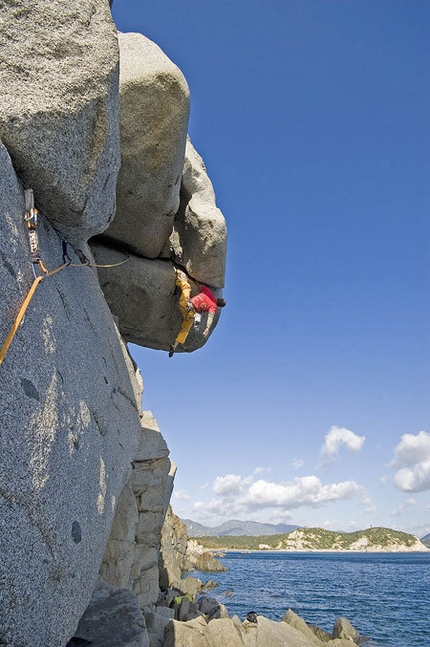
113,1,430,537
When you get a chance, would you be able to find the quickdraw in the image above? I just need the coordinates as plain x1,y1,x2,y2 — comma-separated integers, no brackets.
24,189,45,274
0,190,130,367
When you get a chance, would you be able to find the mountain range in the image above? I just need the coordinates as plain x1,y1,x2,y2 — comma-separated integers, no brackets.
181,518,299,537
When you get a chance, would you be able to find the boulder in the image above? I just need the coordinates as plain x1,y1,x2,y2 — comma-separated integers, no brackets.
198,596,222,617
72,578,148,647
177,575,204,597
143,605,175,647
164,616,209,647
0,143,142,646
308,624,333,643
333,617,361,643
152,606,359,647
242,615,317,647
105,32,190,258
90,241,223,351
282,609,323,645
187,540,228,573
0,1,120,247
169,138,227,287
178,596,192,621
205,618,246,646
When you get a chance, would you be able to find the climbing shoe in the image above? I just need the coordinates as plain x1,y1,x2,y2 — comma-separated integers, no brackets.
168,345,175,358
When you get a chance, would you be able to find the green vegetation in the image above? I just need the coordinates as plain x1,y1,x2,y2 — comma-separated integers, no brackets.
191,526,423,551
194,534,288,550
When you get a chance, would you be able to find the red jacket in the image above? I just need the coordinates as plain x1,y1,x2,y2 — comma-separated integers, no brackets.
191,285,217,313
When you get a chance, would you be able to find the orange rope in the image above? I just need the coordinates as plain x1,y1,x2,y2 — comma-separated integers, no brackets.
0,255,130,366
0,276,44,366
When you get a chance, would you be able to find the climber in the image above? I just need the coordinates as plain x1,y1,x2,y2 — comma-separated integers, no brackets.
169,269,226,357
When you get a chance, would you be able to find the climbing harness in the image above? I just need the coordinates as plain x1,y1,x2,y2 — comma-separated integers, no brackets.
0,190,129,367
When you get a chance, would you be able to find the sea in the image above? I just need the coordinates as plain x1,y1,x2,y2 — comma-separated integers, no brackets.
193,551,430,647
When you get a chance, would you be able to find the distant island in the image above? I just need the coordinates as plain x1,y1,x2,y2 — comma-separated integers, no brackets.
190,526,429,552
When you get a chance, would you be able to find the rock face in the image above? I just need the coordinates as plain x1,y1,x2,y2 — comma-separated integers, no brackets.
0,0,120,248
0,2,227,645
169,138,227,288
0,142,142,646
159,506,192,590
91,36,227,351
105,31,190,258
101,412,175,607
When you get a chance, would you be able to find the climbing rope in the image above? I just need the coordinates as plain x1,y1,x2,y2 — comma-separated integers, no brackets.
0,275,44,366
0,190,129,367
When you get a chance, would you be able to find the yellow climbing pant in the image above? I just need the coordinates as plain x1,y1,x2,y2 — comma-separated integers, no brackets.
175,272,195,345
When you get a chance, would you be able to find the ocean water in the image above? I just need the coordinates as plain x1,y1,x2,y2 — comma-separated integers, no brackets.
193,551,430,646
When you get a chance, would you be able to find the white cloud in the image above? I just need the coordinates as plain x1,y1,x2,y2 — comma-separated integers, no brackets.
390,498,416,518
245,476,360,508
292,458,305,469
391,431,430,492
194,472,362,520
320,426,366,464
254,466,271,475
379,475,389,485
173,490,191,501
213,474,243,496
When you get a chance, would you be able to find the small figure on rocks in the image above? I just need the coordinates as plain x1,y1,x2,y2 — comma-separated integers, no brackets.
246,611,258,624
169,269,226,357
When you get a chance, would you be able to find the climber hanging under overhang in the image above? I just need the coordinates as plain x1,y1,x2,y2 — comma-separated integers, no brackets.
169,268,226,357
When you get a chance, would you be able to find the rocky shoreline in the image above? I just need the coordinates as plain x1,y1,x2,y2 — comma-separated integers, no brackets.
68,576,368,647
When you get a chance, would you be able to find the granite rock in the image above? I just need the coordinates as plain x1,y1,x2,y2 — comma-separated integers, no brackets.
163,613,330,647
169,137,227,288
0,142,141,646
91,241,223,351
105,31,190,258
186,539,228,572
0,0,120,248
72,578,149,647
159,506,191,590
282,609,323,645
242,615,317,647
333,617,361,643
100,412,175,607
